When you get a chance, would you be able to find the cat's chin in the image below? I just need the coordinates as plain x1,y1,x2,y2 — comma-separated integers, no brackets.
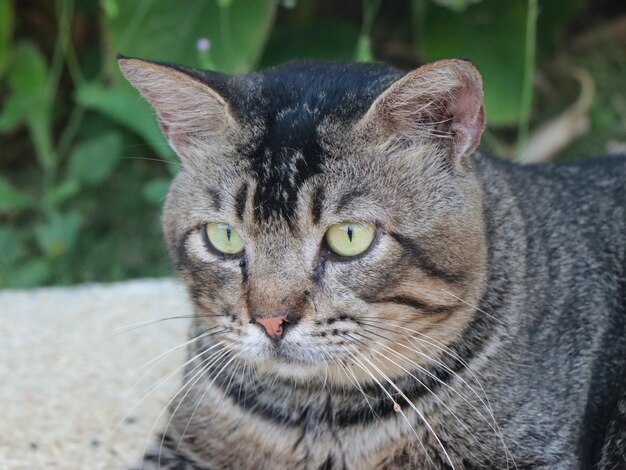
237,324,333,365
237,339,334,381
243,343,326,367
252,354,329,382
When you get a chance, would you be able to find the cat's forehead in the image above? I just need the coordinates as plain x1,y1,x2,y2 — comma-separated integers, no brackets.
250,62,402,120
242,62,404,157
233,62,403,224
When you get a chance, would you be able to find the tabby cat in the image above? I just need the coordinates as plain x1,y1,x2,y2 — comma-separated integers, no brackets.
119,56,626,469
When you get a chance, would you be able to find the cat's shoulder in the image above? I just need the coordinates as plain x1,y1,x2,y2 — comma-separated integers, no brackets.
475,153,625,238
475,152,626,192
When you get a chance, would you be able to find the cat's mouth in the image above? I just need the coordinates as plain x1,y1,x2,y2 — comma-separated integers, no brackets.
272,350,305,364
271,343,317,364
239,321,335,369
256,335,325,366
253,344,332,381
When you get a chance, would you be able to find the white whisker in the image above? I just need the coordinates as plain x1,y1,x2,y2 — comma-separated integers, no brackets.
347,345,456,469
156,346,234,466
343,346,439,469
137,344,228,469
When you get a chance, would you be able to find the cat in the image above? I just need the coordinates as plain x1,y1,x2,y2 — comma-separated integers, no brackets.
118,55,626,469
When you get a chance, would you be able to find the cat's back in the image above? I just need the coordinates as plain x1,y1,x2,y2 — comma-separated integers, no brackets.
475,153,625,366
474,155,626,468
517,154,626,217
477,154,625,322
477,154,625,265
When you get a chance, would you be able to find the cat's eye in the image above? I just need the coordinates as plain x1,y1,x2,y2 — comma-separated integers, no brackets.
325,222,376,258
205,223,245,255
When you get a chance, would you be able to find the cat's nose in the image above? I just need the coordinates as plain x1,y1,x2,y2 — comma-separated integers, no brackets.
250,312,297,340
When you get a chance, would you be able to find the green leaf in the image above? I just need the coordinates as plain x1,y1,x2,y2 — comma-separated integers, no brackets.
67,132,123,185
2,259,52,288
35,211,82,259
105,0,277,74
430,0,482,12
76,83,173,160
536,0,584,57
355,36,373,62
0,94,33,131
0,177,37,212
5,41,55,170
278,0,297,7
8,42,48,96
419,0,526,125
142,178,171,205
167,161,181,176
28,110,57,173
418,0,583,126
261,19,360,66
0,226,26,267
41,180,81,209
0,41,51,131
0,0,13,78
102,0,119,18
96,0,277,159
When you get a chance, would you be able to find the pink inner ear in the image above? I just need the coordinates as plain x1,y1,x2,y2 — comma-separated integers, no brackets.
374,61,485,159
468,105,485,148
447,82,485,157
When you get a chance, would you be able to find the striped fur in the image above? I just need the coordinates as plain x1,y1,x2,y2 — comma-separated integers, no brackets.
120,58,626,469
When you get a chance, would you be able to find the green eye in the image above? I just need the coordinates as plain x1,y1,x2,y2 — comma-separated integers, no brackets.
205,223,245,255
325,222,376,257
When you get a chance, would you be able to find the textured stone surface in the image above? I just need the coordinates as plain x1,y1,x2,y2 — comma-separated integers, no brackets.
0,279,191,469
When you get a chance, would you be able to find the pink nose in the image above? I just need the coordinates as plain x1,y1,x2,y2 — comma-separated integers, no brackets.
253,315,289,340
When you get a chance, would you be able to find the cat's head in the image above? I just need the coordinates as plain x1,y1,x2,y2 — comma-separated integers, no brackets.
119,57,488,383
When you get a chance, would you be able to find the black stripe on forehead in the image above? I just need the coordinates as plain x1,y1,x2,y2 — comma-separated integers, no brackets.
206,187,222,211
234,183,248,221
249,139,324,225
310,184,325,225
241,61,404,225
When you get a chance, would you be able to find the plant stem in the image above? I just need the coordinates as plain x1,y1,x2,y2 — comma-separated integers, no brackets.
65,31,84,86
47,0,73,99
55,0,86,161
219,5,234,71
356,0,382,61
411,0,426,59
39,0,76,185
361,0,382,37
56,105,85,158
516,0,538,161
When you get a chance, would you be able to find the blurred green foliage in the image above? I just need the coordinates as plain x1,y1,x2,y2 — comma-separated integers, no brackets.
0,0,624,288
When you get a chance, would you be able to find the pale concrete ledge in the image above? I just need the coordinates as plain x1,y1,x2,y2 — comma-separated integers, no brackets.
0,279,192,470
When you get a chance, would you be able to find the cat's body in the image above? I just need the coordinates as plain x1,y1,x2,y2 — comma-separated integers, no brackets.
119,58,626,469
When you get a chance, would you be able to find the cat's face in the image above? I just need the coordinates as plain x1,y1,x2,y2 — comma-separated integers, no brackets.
120,58,488,384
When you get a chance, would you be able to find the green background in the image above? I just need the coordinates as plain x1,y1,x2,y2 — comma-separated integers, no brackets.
0,0,624,288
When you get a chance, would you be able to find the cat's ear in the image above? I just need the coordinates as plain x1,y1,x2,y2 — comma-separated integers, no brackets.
118,56,240,163
356,59,485,162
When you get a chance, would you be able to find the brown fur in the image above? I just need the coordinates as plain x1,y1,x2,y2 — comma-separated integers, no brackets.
120,57,492,468
120,58,626,469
